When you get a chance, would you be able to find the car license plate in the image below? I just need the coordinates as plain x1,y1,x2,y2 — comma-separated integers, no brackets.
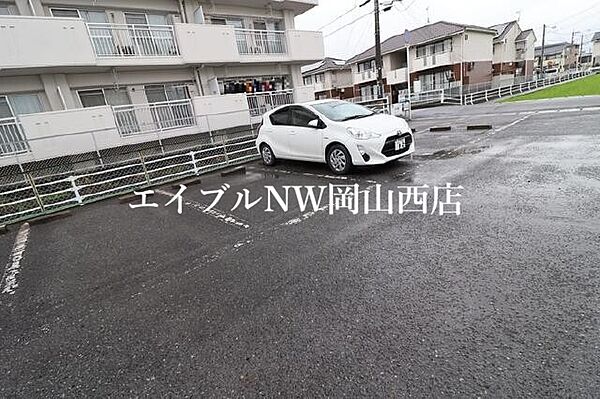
395,137,406,151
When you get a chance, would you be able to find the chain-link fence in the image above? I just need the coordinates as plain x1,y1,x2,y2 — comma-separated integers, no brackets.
0,109,260,227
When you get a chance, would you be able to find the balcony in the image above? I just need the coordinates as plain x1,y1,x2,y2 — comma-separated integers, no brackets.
386,67,408,85
246,90,294,117
113,99,195,137
0,117,29,157
0,16,96,69
87,23,180,58
0,17,322,70
412,51,453,72
353,69,377,85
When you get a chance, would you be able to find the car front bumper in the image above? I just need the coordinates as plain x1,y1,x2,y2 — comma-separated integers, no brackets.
348,132,415,166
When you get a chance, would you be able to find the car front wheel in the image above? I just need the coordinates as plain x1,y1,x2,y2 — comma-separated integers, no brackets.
327,144,352,175
260,144,276,166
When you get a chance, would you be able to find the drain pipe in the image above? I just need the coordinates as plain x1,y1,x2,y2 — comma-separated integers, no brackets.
178,0,187,23
27,0,37,15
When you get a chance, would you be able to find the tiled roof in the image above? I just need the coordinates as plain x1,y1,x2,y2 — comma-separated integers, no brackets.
592,32,600,42
489,21,517,43
534,42,573,57
516,29,535,42
301,57,349,75
347,21,496,64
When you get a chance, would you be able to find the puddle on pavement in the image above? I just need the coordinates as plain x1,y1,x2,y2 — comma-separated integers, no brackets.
414,146,489,160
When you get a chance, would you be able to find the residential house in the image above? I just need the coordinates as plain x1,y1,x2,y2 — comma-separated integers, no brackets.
347,21,497,103
592,32,600,66
301,58,354,100
0,0,323,165
535,42,580,72
489,21,536,87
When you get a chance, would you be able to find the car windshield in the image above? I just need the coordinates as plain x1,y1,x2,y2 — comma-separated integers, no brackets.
312,101,374,122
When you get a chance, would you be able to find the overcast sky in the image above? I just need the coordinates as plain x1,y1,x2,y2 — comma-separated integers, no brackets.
295,0,600,60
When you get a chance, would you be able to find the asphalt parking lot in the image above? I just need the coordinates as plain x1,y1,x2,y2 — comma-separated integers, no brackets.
1,96,599,397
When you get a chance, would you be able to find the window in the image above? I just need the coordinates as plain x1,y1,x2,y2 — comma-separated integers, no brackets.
0,94,44,117
50,8,107,22
269,107,291,126
358,60,375,72
9,94,44,115
0,4,12,15
303,76,313,86
314,73,325,84
210,16,244,28
144,83,191,103
290,106,318,127
78,88,131,108
0,96,13,119
50,8,80,18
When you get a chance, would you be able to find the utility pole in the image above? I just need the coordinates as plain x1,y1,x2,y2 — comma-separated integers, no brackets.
373,0,384,98
579,33,584,69
539,24,547,76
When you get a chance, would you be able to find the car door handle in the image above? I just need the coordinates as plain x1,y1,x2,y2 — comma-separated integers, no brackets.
289,130,298,135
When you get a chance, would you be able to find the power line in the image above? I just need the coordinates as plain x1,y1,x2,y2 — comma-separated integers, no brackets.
318,4,359,31
551,0,600,25
323,9,375,38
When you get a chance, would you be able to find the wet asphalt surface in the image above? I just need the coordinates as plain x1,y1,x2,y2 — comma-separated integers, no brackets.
0,97,599,397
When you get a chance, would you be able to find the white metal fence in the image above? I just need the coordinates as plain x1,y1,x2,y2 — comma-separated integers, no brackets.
398,70,593,108
86,23,180,57
0,110,260,227
235,29,287,55
246,90,294,117
113,99,195,136
464,70,591,105
0,117,28,156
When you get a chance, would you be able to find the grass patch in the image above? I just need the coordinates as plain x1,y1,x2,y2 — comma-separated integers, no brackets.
502,73,600,102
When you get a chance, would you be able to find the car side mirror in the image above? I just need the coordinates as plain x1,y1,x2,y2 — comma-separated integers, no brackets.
308,119,325,129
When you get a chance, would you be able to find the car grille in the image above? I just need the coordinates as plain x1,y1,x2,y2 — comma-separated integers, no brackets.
381,133,413,157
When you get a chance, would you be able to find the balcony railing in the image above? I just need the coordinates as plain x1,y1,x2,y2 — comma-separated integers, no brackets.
86,23,180,57
353,69,377,84
0,117,29,156
112,99,195,136
235,29,287,55
246,90,294,117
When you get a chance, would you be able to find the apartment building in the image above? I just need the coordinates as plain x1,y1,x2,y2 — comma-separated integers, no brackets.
535,42,580,72
592,32,600,66
347,21,497,102
301,57,354,100
489,21,536,87
0,0,323,165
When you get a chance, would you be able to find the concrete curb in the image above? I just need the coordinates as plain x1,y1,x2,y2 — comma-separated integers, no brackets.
171,177,202,189
220,166,247,177
28,211,72,225
429,126,452,132
467,124,493,130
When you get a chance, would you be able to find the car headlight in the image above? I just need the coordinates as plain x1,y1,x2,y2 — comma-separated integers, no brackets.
346,127,381,140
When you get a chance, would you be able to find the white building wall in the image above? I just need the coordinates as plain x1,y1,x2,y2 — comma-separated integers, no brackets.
593,41,600,65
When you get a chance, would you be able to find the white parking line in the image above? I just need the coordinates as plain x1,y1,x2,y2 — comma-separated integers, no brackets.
1,223,31,296
156,189,250,229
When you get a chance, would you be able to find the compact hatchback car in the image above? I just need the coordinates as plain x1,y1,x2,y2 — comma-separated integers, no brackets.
256,100,414,174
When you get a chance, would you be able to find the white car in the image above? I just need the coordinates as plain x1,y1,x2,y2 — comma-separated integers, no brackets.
255,100,415,174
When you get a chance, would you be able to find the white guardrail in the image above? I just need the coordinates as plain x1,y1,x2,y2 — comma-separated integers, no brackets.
246,90,294,117
0,117,29,156
112,99,195,136
86,23,180,57
234,29,287,55
464,71,591,105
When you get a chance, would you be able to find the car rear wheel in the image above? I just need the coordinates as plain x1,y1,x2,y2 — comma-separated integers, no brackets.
327,144,352,175
260,144,276,166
